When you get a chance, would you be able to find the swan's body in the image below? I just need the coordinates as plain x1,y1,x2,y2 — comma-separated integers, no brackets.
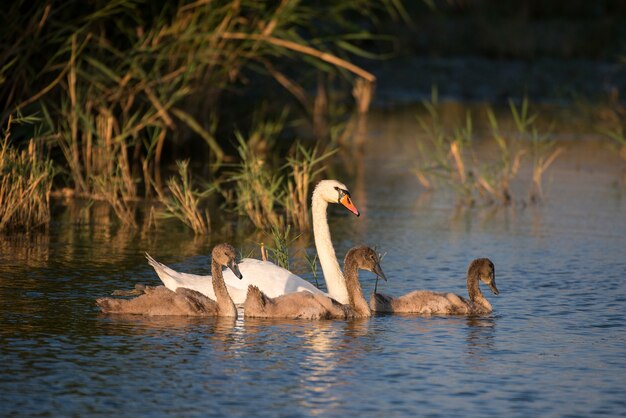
148,179,359,304
146,256,322,305
97,244,242,317
370,258,498,315
243,246,386,320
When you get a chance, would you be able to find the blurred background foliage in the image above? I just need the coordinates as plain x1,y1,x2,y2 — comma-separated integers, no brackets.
0,0,625,233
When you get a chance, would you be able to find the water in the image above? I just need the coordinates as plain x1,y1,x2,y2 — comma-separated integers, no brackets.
2,106,626,417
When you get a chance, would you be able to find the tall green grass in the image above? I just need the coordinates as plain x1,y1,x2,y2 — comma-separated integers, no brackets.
156,160,212,235
229,118,336,232
232,128,286,231
1,0,400,229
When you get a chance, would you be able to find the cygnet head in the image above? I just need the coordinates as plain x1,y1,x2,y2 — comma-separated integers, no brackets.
212,243,243,279
346,246,387,281
314,179,360,216
470,258,498,295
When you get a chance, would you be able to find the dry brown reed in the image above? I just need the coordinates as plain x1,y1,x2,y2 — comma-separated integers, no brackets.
0,115,54,231
414,95,564,206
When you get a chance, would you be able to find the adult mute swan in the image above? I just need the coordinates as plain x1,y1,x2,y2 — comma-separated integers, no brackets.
243,246,387,320
97,244,242,317
147,179,360,305
370,258,499,315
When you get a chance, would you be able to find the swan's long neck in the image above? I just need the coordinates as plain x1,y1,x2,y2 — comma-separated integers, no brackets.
212,260,237,317
343,258,371,318
312,192,349,304
467,272,492,313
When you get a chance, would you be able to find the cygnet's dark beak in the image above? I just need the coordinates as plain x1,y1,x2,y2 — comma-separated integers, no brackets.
488,279,499,295
228,260,243,280
372,262,387,281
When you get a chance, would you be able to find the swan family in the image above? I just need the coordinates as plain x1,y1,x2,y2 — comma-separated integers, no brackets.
143,180,358,305
97,179,499,319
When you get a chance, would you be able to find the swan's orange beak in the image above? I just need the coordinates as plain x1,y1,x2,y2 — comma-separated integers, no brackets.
339,193,360,217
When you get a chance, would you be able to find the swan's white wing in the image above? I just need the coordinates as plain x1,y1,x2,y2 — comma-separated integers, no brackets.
228,258,327,299
145,253,217,300
145,254,326,305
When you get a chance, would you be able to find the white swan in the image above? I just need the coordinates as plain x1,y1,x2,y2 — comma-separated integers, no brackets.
146,179,360,305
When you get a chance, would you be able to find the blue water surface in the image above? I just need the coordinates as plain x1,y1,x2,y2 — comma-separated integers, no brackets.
1,110,625,417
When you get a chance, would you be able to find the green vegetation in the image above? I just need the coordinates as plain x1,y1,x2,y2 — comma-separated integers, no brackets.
227,122,335,233
414,93,564,206
156,160,212,235
263,225,295,271
1,1,623,233
230,127,286,231
596,99,626,186
0,0,401,232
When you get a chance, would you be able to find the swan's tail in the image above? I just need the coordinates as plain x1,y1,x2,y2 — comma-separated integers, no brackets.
145,252,166,273
145,252,177,287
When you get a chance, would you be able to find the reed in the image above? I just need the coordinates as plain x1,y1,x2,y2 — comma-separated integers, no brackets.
414,95,563,206
284,143,336,231
2,0,398,227
303,251,320,289
477,108,526,205
156,160,212,235
601,127,626,162
414,90,476,204
508,98,563,203
597,110,626,186
232,130,285,231
91,174,137,229
0,115,54,232
528,130,564,203
263,225,295,270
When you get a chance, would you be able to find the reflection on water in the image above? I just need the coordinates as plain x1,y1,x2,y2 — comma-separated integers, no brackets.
0,233,50,267
464,316,496,369
1,106,626,417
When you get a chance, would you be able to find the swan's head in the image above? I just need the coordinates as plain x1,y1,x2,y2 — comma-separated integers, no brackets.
346,246,387,281
212,243,243,280
470,258,498,295
314,179,360,216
